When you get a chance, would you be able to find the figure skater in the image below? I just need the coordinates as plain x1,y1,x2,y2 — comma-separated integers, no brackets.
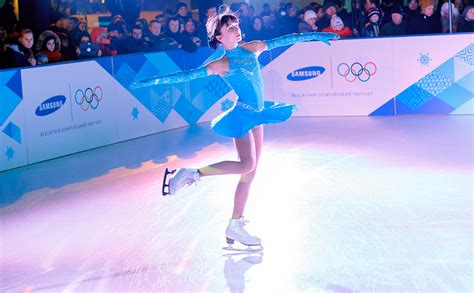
132,6,339,249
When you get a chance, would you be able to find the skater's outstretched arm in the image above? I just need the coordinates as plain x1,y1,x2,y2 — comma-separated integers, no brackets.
265,31,340,49
242,32,340,56
130,59,228,89
130,66,209,89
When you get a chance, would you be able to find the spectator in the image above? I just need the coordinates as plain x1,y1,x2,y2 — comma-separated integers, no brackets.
405,0,421,21
0,0,18,32
317,1,338,30
135,18,150,36
248,5,256,18
362,7,383,37
3,28,36,68
126,26,149,53
355,0,380,36
260,3,272,17
185,18,205,47
381,4,408,35
238,2,252,38
176,2,191,23
458,6,474,32
454,0,464,12
408,0,442,34
246,16,273,41
278,5,300,35
36,30,63,63
299,9,319,32
105,22,127,55
335,0,355,28
165,17,197,52
112,15,129,37
380,0,395,25
155,13,168,34
315,4,326,20
77,31,103,58
51,16,79,60
206,6,217,20
262,15,278,38
146,19,179,51
440,2,460,32
323,15,353,37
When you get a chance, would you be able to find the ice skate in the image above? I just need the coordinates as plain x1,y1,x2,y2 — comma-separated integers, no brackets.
162,168,200,196
223,217,263,252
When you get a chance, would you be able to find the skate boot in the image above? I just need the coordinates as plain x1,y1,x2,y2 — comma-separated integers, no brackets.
224,217,263,251
162,168,200,196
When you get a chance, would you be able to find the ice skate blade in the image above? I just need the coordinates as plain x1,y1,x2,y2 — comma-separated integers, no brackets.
162,168,176,196
222,244,264,252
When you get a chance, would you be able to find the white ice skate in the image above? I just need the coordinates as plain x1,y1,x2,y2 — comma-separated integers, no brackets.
162,168,200,196
223,217,263,252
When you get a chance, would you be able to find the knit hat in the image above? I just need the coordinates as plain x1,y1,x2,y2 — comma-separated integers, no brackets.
419,0,434,10
330,15,344,29
390,4,405,16
368,8,382,19
304,9,317,22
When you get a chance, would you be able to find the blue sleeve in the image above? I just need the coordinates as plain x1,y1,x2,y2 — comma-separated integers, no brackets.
131,66,209,88
264,32,340,50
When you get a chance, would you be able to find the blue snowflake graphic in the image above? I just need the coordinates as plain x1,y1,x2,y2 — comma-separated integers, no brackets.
131,107,140,120
5,146,15,160
417,53,432,67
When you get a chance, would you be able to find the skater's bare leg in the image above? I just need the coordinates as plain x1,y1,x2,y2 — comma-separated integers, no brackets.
232,125,263,219
199,131,256,176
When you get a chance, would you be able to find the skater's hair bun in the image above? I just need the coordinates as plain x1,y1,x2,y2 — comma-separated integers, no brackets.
206,5,238,50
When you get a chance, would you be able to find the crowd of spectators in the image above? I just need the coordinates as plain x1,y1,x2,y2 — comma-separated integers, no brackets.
0,0,473,69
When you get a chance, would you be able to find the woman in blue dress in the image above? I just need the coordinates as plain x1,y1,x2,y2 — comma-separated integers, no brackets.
132,6,338,249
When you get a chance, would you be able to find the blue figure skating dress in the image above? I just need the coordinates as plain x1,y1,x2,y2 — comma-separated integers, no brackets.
210,44,295,138
132,32,339,138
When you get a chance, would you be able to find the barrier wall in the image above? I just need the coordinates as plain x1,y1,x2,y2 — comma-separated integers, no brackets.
1,34,472,171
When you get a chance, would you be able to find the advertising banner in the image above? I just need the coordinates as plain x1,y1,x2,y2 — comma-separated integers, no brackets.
264,39,396,116
21,60,118,164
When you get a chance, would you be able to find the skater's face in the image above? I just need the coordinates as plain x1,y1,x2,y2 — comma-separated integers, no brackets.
216,21,242,46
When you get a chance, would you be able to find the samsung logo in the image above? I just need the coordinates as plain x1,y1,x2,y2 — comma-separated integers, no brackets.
287,66,325,81
35,95,66,116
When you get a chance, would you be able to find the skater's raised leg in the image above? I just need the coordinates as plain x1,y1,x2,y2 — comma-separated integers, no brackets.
198,130,257,176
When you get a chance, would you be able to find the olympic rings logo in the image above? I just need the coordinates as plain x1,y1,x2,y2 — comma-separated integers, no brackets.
75,86,103,111
337,62,377,83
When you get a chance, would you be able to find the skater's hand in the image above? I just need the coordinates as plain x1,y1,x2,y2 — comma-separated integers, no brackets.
317,32,340,46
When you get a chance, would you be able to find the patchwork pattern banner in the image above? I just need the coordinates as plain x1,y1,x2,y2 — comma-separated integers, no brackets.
0,34,472,171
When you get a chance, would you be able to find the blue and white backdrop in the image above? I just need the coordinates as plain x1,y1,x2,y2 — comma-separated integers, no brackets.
0,34,472,171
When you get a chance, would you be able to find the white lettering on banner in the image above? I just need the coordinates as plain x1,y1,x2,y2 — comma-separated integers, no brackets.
40,120,102,137
291,70,321,77
39,100,64,111
291,91,374,98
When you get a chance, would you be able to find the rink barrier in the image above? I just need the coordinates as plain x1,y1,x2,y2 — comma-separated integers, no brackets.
1,34,472,171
